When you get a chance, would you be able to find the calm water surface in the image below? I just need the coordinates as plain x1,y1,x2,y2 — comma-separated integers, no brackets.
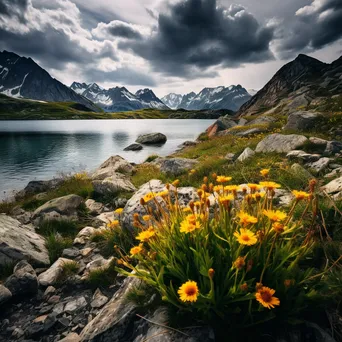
0,119,214,199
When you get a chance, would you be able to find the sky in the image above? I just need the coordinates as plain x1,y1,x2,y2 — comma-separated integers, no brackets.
0,0,341,97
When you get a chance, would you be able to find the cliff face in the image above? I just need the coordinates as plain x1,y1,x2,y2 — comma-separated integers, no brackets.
0,51,99,112
237,54,342,117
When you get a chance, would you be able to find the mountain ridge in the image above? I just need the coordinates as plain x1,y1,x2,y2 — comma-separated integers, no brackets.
237,53,342,117
70,83,169,112
0,51,100,112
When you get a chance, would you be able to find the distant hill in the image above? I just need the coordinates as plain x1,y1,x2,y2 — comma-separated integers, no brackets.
237,54,342,117
163,86,251,111
0,50,99,112
70,83,169,112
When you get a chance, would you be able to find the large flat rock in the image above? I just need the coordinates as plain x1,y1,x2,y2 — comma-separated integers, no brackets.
256,134,308,153
0,214,49,267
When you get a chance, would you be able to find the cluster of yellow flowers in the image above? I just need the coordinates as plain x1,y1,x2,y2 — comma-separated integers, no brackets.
119,171,316,312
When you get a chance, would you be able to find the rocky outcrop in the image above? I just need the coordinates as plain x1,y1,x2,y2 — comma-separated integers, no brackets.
206,116,237,137
15,178,64,199
284,111,323,131
74,227,98,245
5,260,38,297
256,134,308,153
80,277,141,341
124,143,143,151
0,214,49,267
153,157,198,175
85,199,107,216
92,155,135,179
92,174,136,195
237,147,255,162
321,176,342,197
32,194,83,223
136,133,167,145
38,258,75,286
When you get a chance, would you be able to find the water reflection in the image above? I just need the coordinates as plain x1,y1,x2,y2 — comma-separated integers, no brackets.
0,119,214,198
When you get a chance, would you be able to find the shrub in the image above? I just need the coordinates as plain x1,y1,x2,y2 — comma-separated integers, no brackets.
57,260,79,283
45,233,73,263
115,173,341,333
38,219,78,237
145,154,159,163
87,260,117,288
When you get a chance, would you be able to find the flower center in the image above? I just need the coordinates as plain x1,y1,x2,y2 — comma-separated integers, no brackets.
260,291,272,303
185,286,196,296
241,235,250,241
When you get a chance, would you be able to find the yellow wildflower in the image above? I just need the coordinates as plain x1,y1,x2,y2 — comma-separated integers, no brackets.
114,208,124,214
260,169,270,177
180,214,201,233
255,286,280,309
130,245,143,256
142,215,151,221
143,192,157,203
259,181,281,191
247,183,261,192
178,281,199,302
234,228,258,246
107,220,119,228
216,176,232,183
263,209,287,222
136,228,156,242
237,211,258,226
233,256,246,270
292,190,311,201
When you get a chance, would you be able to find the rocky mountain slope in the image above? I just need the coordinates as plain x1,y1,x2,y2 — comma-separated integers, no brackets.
163,86,251,111
0,51,99,112
160,93,183,109
237,54,342,117
70,83,169,112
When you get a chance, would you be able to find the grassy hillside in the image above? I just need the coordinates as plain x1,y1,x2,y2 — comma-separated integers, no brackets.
0,94,232,120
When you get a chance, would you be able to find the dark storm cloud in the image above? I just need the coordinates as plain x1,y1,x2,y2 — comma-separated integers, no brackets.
85,67,157,87
0,0,28,22
108,23,142,40
277,0,342,59
0,27,92,69
119,0,275,77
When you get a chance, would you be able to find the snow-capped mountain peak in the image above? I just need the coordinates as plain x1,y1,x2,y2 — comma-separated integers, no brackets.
70,83,169,112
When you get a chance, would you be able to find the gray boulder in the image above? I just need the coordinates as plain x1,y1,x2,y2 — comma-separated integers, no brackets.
5,260,38,296
237,147,255,162
92,155,135,180
309,137,342,156
38,258,75,286
248,115,276,126
92,174,136,195
73,227,97,245
284,111,322,131
136,133,167,145
256,134,308,153
321,176,342,195
206,116,237,137
80,277,141,341
286,150,321,162
0,284,12,306
85,199,107,215
0,214,49,267
307,157,331,173
32,194,83,221
124,143,143,151
91,288,108,309
15,178,63,200
153,157,198,175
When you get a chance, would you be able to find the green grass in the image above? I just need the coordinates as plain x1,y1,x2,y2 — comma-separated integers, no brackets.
38,219,79,237
57,260,79,283
45,233,73,263
144,154,159,163
90,226,135,258
87,260,117,288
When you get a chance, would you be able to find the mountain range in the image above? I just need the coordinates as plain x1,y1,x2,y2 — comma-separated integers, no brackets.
0,51,99,112
161,86,251,111
238,54,342,117
70,83,169,112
